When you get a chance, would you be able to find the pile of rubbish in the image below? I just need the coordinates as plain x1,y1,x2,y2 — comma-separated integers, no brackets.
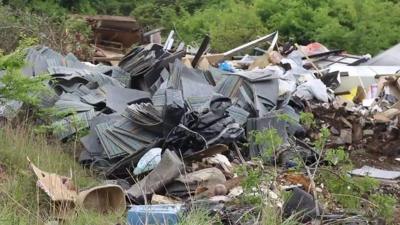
2,31,400,224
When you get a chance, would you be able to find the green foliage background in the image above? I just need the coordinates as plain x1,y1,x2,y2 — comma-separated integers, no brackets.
2,0,400,54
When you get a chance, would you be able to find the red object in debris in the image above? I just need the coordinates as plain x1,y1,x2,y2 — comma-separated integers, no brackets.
303,42,329,55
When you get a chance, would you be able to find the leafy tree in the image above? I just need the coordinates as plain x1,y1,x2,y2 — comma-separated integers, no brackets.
131,2,184,31
175,1,267,52
313,0,400,54
254,0,400,54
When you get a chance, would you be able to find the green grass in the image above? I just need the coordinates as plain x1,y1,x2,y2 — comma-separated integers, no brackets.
0,123,125,224
178,207,221,225
261,205,301,225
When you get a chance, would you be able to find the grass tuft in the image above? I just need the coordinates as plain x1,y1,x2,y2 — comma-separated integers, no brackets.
0,123,124,224
178,207,221,225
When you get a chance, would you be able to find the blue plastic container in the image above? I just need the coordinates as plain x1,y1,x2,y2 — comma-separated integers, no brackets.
127,204,183,225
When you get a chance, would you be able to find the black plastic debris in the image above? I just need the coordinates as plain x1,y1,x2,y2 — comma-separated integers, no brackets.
80,131,106,158
162,89,186,135
164,105,244,156
283,187,323,222
100,84,151,113
119,44,185,91
125,102,163,134
246,111,289,158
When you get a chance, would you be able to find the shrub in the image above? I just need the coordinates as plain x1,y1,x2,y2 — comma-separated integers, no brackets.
0,37,50,107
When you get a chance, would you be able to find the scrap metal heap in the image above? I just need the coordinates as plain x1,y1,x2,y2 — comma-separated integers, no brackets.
3,31,400,224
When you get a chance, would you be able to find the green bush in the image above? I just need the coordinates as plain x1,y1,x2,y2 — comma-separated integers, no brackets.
370,193,396,223
0,37,50,106
174,1,267,52
254,0,400,54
